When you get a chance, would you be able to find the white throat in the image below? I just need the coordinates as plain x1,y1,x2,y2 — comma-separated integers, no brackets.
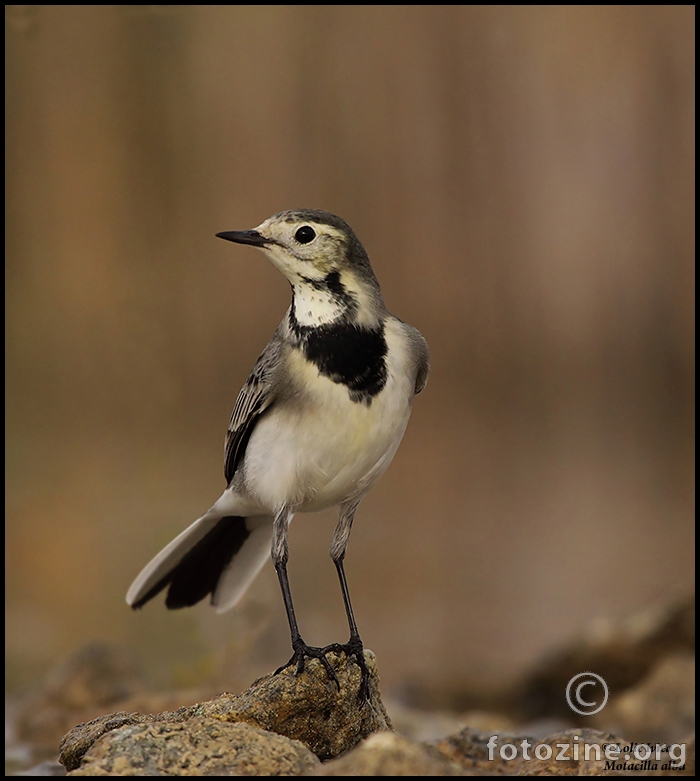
292,283,344,327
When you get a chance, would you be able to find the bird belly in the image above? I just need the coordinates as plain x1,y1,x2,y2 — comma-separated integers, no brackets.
241,344,413,513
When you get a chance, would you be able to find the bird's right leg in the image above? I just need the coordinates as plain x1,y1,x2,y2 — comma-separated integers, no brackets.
324,499,371,702
271,506,339,688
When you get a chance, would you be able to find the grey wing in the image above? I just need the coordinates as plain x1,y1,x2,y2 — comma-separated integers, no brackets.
405,324,430,395
224,335,282,485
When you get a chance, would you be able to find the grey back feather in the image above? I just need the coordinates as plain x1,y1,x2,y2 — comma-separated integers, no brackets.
224,334,282,484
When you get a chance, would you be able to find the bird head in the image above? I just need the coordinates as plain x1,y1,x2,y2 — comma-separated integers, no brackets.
217,210,385,327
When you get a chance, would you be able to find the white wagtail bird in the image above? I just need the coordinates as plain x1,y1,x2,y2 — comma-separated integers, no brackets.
126,209,429,701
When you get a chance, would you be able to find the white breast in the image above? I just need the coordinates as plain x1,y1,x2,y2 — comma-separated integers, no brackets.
242,317,416,513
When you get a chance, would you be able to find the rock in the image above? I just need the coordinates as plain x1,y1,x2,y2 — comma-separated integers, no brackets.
433,726,633,775
60,649,391,772
592,653,695,744
60,710,185,773
521,595,694,718
67,718,319,776
514,718,576,742
629,733,695,777
206,650,391,760
516,728,627,775
315,731,468,776
432,725,533,773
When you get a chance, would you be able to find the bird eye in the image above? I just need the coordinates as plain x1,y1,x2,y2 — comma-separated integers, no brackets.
295,226,316,244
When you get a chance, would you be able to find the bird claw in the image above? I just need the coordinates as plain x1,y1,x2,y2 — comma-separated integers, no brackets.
274,639,340,689
275,636,370,705
327,637,370,705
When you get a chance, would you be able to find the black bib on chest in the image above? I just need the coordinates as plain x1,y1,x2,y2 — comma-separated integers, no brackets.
289,307,388,404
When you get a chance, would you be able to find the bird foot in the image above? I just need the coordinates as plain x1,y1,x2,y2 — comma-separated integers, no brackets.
274,638,341,689
322,635,370,704
274,635,370,704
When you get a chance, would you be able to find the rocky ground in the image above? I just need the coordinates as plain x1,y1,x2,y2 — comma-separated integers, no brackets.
6,594,694,775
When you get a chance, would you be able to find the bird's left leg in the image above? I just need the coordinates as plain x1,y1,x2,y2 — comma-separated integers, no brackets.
271,505,339,688
324,499,371,702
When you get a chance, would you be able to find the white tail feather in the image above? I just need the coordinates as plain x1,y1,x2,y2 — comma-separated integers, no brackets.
213,516,273,613
126,507,223,606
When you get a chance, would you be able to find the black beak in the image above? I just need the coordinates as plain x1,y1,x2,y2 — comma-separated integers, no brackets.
216,229,268,247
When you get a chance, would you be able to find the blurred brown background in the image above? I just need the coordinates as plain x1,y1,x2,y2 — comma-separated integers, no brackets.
6,6,694,703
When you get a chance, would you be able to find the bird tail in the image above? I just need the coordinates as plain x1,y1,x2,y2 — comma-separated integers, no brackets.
126,510,273,614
